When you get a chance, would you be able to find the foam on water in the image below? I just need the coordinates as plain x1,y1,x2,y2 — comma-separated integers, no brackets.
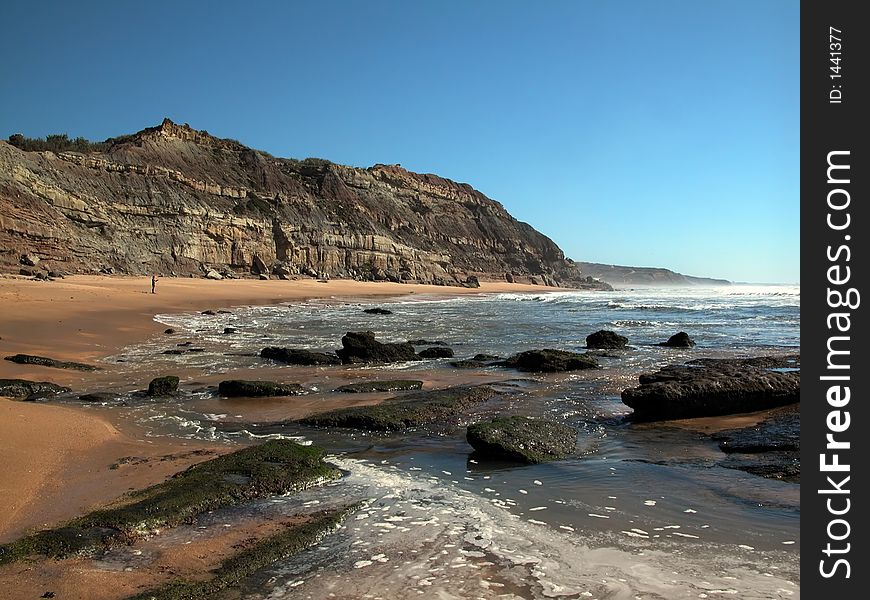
253,458,798,599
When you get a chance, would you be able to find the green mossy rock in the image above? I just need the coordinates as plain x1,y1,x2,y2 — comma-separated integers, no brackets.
218,380,306,397
466,416,577,463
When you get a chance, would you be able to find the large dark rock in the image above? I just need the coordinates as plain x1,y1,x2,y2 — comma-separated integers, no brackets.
466,416,577,464
3,354,100,372
336,331,420,364
418,346,455,359
464,275,480,288
251,254,268,275
497,349,599,372
260,347,342,366
298,385,497,431
621,355,800,421
147,376,179,397
585,330,628,349
0,378,71,400
363,307,393,315
218,380,306,397
334,380,423,393
656,332,696,348
450,354,501,369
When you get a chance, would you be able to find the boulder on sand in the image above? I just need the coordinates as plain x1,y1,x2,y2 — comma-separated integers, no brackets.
260,347,342,366
4,353,100,372
656,332,696,348
218,380,306,397
497,349,598,372
336,331,420,364
585,330,628,350
466,416,577,463
0,378,71,400
621,355,800,421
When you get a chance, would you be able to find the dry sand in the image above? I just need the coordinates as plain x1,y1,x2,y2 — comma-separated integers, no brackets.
0,275,542,541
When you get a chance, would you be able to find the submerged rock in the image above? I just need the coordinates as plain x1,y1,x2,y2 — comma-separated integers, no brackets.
466,416,577,464
418,346,455,359
147,376,179,397
260,347,342,366
449,353,502,369
3,354,100,372
336,331,419,364
585,330,628,349
163,328,176,334
363,307,393,315
621,355,800,421
407,339,448,346
0,378,71,400
218,380,306,397
334,380,423,393
714,409,800,454
656,331,696,348
299,385,498,431
78,392,117,403
498,349,599,372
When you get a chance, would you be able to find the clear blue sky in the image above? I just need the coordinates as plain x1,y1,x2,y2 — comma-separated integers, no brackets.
0,0,799,283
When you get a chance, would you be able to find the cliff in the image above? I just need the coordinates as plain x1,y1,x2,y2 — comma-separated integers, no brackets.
0,119,722,288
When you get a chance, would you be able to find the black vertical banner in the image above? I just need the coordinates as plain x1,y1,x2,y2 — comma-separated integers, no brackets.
802,1,868,596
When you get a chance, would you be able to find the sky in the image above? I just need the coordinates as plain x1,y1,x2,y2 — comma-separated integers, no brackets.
0,1,799,283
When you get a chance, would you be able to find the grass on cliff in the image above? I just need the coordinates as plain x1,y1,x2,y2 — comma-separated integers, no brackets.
0,440,341,565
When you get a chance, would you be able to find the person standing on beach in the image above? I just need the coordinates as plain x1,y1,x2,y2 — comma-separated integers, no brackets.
151,274,157,294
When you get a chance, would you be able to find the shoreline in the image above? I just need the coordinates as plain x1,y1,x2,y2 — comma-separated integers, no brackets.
0,275,546,540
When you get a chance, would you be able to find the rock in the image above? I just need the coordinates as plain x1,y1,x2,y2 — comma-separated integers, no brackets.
406,339,448,346
299,385,498,431
223,327,236,334
0,440,340,565
0,378,71,400
713,409,800,454
147,376,179,396
259,274,269,280
497,349,599,372
336,331,419,364
217,310,232,314
363,307,392,315
205,269,223,280
418,346,454,359
449,353,501,369
78,392,117,403
3,353,100,371
334,380,424,393
621,355,800,421
260,347,342,366
164,328,176,334
466,416,577,463
201,310,217,315
34,272,48,280
586,330,628,349
656,331,696,348
464,275,480,288
20,253,40,266
47,271,64,279
19,268,35,277
218,380,306,397
251,254,268,275
162,349,184,355
504,272,514,283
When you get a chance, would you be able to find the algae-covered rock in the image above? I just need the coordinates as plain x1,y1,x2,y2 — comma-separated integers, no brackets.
148,376,179,396
0,378,71,400
260,347,342,366
466,416,577,463
3,353,100,371
0,440,340,565
334,380,423,393
218,380,306,397
126,504,359,600
299,385,498,431
498,349,599,372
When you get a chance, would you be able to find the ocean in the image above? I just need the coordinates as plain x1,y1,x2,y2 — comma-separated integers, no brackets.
97,284,800,598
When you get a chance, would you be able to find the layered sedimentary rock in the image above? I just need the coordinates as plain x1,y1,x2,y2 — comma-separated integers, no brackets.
0,119,618,287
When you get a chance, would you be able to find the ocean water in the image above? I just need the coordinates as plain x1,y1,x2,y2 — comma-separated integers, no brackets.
101,284,800,598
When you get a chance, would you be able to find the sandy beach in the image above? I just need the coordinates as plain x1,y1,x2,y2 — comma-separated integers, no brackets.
0,275,540,541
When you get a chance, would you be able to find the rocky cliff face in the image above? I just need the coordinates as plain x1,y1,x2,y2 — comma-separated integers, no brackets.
0,119,721,288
